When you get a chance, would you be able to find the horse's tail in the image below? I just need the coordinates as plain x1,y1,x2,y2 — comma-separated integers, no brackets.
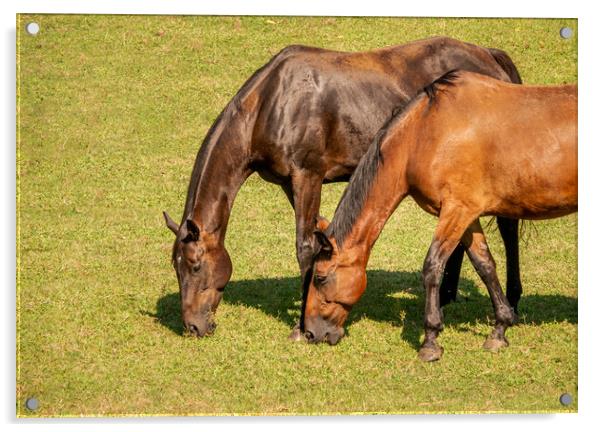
487,48,523,84
484,217,536,247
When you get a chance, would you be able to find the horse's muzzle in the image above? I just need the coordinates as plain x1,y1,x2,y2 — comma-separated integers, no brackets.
304,317,344,345
184,315,217,337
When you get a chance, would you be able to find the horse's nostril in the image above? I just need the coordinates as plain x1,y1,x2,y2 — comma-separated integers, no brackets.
188,324,199,336
305,330,315,342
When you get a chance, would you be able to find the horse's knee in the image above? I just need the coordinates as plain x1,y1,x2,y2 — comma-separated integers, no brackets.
423,256,444,288
296,239,314,273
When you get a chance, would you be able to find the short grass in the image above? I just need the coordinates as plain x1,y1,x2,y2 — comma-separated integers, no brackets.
16,15,577,416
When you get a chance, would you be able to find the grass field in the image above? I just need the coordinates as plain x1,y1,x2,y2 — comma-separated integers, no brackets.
16,15,577,416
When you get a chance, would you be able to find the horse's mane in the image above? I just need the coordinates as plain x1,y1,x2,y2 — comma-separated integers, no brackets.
301,104,407,327
325,70,460,248
325,104,409,247
423,69,460,103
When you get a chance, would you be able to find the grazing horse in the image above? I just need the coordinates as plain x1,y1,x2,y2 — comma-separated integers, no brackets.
303,71,577,361
162,37,525,339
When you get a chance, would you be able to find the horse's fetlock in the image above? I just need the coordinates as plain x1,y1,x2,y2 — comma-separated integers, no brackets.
425,312,444,332
497,306,517,325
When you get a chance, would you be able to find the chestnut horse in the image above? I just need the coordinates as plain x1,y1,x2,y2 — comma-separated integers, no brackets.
162,37,525,339
303,71,577,361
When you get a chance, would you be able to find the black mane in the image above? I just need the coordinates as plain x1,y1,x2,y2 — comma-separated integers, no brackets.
326,69,460,248
423,69,460,103
325,104,407,247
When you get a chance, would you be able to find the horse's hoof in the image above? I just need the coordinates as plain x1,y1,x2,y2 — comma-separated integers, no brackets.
288,326,304,342
483,336,509,352
418,345,443,362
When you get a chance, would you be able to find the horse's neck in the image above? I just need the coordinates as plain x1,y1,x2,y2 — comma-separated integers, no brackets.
343,144,410,264
185,114,252,244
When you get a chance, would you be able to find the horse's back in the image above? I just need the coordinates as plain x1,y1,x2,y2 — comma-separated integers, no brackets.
247,39,519,182
416,72,577,219
249,45,411,180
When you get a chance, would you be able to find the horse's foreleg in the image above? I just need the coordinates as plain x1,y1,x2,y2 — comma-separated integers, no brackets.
462,220,518,352
419,205,477,362
497,217,523,314
283,170,323,341
289,170,323,281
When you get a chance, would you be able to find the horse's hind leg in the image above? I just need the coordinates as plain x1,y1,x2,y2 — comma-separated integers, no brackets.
282,170,323,341
497,217,523,314
439,243,465,307
419,205,478,362
462,220,518,352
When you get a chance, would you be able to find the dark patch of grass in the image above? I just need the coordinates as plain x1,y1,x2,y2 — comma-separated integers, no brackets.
153,270,577,351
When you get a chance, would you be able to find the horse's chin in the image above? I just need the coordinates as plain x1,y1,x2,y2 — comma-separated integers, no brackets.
325,328,344,345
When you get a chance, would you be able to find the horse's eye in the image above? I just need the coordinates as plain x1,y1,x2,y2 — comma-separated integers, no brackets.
313,273,327,286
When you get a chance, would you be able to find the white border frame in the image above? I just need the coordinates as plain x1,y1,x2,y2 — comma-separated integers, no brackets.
4,1,599,431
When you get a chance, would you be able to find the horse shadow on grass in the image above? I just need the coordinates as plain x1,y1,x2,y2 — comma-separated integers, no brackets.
153,270,577,350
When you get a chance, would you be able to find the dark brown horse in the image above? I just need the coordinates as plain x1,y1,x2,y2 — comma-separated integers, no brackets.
303,71,577,360
162,37,525,339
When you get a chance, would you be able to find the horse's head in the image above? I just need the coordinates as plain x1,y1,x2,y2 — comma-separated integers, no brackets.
303,218,367,345
163,211,232,337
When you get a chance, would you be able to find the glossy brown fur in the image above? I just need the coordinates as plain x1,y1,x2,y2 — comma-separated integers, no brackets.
163,37,525,338
304,71,577,360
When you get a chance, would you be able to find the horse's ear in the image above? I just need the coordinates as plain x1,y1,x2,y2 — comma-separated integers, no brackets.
315,215,330,232
163,211,179,235
182,219,200,243
313,230,333,258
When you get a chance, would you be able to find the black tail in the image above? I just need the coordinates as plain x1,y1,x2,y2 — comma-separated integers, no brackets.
487,48,523,84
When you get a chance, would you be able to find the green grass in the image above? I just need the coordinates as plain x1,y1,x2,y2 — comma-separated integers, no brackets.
17,15,577,416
